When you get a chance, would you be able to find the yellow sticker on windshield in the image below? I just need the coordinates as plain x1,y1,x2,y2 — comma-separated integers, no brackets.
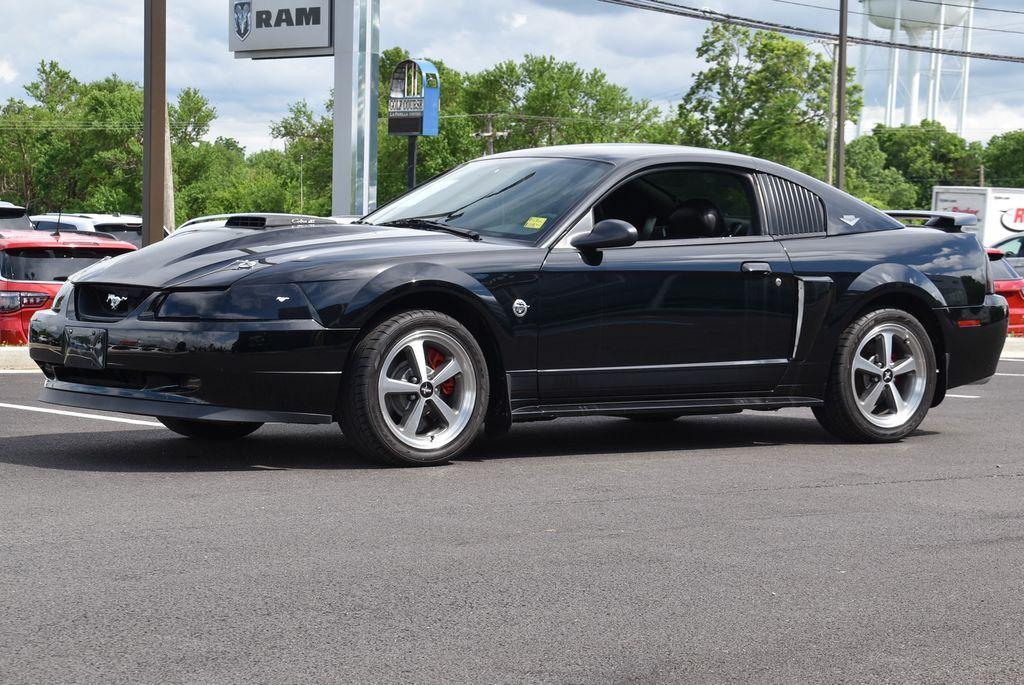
524,217,547,230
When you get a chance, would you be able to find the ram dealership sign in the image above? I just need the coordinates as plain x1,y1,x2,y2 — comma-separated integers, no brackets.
229,0,332,58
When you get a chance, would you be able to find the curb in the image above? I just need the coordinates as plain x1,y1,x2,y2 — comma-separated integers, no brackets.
1003,336,1024,359
0,347,38,371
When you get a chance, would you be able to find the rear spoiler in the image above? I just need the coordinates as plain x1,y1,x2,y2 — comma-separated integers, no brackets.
884,210,978,233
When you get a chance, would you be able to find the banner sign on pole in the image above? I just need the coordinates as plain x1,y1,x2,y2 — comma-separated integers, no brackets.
388,60,440,137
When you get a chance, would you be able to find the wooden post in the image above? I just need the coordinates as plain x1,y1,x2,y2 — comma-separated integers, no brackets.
836,0,849,191
142,0,167,245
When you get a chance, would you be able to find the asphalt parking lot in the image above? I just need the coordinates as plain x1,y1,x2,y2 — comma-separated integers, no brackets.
1,362,1024,684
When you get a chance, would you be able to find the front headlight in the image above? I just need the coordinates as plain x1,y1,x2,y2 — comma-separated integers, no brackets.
157,284,312,321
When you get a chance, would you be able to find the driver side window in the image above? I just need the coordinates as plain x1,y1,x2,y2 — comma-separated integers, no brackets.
594,168,759,242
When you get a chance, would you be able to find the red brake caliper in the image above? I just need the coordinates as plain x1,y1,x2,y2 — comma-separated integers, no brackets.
426,347,456,396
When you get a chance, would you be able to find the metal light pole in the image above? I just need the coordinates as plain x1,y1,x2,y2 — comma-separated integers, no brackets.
332,0,380,217
142,0,167,245
836,0,849,191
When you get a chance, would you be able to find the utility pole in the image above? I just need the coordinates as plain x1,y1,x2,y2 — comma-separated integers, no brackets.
979,164,986,187
836,0,849,191
299,154,305,212
823,41,840,186
142,0,166,246
471,114,510,156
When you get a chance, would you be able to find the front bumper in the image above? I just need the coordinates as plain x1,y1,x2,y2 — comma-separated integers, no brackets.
28,308,359,423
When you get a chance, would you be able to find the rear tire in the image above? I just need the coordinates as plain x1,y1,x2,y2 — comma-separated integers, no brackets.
813,308,936,443
158,417,263,440
339,309,490,466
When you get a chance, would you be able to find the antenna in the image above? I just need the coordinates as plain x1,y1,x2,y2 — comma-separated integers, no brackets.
51,209,63,238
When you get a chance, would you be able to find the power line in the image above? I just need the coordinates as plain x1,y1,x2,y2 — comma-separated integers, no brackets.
771,0,1024,37
597,0,1024,64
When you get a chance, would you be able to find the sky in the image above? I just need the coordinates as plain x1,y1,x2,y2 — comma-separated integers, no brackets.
1,0,1023,152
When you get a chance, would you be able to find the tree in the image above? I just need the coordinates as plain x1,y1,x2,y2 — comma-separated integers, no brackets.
869,120,982,207
983,130,1024,189
675,24,862,176
844,136,917,209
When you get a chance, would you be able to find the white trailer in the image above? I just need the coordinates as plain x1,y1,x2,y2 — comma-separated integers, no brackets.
931,186,1024,246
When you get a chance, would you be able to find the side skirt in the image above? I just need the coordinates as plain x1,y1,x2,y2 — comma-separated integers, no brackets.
511,396,824,420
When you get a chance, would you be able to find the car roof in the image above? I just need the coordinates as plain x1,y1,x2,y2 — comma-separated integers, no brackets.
0,200,26,211
0,229,137,250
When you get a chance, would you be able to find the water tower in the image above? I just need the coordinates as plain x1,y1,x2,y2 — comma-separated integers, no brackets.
856,0,976,136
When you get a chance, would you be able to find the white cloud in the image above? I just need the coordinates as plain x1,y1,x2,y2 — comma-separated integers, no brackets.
0,59,16,84
502,13,528,30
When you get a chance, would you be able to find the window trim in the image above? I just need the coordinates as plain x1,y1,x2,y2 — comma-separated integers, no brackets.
551,162,768,250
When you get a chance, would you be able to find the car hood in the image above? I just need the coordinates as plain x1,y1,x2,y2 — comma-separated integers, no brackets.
70,224,514,289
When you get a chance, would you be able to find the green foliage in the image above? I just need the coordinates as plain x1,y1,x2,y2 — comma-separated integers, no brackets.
983,130,1024,189
675,24,862,177
844,136,918,209
868,120,983,207
0,42,1007,221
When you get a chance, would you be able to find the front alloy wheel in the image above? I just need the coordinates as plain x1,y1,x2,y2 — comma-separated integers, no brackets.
376,329,477,450
813,308,936,443
340,310,489,466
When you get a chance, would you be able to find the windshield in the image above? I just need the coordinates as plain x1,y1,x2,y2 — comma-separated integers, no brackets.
0,247,131,282
365,157,611,242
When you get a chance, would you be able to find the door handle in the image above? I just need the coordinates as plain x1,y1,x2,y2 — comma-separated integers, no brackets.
741,262,772,273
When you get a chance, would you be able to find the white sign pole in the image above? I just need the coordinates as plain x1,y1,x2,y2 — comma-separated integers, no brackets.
333,0,380,217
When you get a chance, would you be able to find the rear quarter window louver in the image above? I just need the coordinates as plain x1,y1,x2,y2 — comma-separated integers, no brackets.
759,174,826,237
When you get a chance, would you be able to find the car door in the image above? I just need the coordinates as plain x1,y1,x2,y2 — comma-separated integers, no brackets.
537,165,796,402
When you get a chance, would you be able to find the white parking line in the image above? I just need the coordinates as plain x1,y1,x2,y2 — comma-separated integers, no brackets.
0,402,161,427
996,373,1024,377
946,394,981,399
0,370,41,374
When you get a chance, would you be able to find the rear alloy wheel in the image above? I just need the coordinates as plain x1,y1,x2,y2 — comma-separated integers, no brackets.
813,308,936,442
340,310,489,466
158,417,263,440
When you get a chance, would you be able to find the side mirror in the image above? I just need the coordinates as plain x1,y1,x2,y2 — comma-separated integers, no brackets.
570,219,638,251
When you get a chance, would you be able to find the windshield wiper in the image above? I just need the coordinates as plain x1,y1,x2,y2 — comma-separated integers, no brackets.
379,217,481,241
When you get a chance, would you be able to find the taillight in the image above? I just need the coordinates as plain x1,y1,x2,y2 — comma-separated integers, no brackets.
0,291,50,313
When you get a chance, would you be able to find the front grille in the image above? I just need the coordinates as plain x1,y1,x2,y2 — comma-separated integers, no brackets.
52,366,200,394
75,284,153,321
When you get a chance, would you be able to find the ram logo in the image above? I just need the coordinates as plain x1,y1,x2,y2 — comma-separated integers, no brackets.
233,1,252,41
256,6,322,29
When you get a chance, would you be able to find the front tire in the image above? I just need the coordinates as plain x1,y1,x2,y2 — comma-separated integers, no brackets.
813,308,936,442
339,310,490,466
158,417,263,440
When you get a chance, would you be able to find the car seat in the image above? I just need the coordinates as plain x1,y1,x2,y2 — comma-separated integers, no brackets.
665,199,726,239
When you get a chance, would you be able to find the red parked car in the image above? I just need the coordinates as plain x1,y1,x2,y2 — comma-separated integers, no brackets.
989,249,1024,336
1,215,137,345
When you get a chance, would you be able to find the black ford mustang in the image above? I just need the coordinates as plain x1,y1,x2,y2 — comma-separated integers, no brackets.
29,145,1008,466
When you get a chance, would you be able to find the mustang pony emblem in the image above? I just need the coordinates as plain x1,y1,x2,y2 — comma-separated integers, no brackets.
233,1,252,41
105,294,127,310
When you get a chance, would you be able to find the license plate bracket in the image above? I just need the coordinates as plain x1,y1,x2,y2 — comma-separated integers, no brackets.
64,327,108,370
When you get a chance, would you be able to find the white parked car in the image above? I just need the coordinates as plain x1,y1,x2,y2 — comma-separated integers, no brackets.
31,213,143,247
